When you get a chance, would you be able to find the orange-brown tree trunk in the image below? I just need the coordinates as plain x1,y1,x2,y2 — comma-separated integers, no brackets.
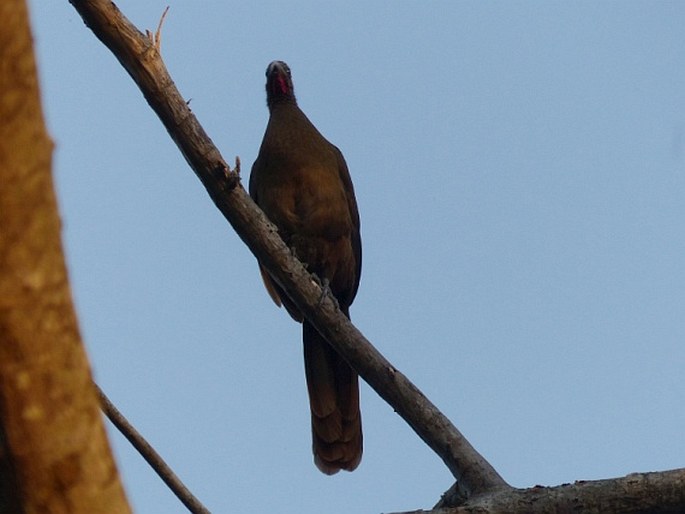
0,1,131,513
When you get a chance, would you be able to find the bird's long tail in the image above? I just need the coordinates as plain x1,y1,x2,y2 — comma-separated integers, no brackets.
302,320,362,474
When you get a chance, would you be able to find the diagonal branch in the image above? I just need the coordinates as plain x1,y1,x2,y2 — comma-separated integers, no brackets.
95,384,211,514
67,0,508,497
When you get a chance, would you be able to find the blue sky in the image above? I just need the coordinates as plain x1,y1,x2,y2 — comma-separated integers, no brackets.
29,2,685,513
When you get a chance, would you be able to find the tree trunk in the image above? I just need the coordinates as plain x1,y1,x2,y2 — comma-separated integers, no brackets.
0,1,131,513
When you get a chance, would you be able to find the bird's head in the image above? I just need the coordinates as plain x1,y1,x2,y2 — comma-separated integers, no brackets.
265,60,296,108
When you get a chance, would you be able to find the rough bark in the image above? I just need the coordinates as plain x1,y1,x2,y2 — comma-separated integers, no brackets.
398,468,685,514
0,1,131,513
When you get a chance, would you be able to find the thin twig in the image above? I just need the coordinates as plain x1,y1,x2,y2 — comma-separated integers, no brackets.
94,383,211,514
145,5,169,51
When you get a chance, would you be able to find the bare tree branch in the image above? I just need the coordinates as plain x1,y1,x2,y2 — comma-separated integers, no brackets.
394,468,685,514
95,384,211,514
67,0,507,497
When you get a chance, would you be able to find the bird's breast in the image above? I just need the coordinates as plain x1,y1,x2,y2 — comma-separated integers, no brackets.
258,164,352,241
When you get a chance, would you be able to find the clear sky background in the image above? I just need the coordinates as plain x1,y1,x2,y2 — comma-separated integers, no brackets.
28,2,685,513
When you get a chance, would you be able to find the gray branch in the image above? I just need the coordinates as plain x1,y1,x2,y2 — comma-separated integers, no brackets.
396,468,685,514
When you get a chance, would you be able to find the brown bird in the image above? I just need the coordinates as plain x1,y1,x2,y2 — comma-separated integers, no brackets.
249,61,362,474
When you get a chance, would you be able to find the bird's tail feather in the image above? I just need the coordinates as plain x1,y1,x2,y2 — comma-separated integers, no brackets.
303,320,362,474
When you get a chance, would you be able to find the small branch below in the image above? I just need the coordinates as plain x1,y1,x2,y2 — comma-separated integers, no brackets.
95,383,211,514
